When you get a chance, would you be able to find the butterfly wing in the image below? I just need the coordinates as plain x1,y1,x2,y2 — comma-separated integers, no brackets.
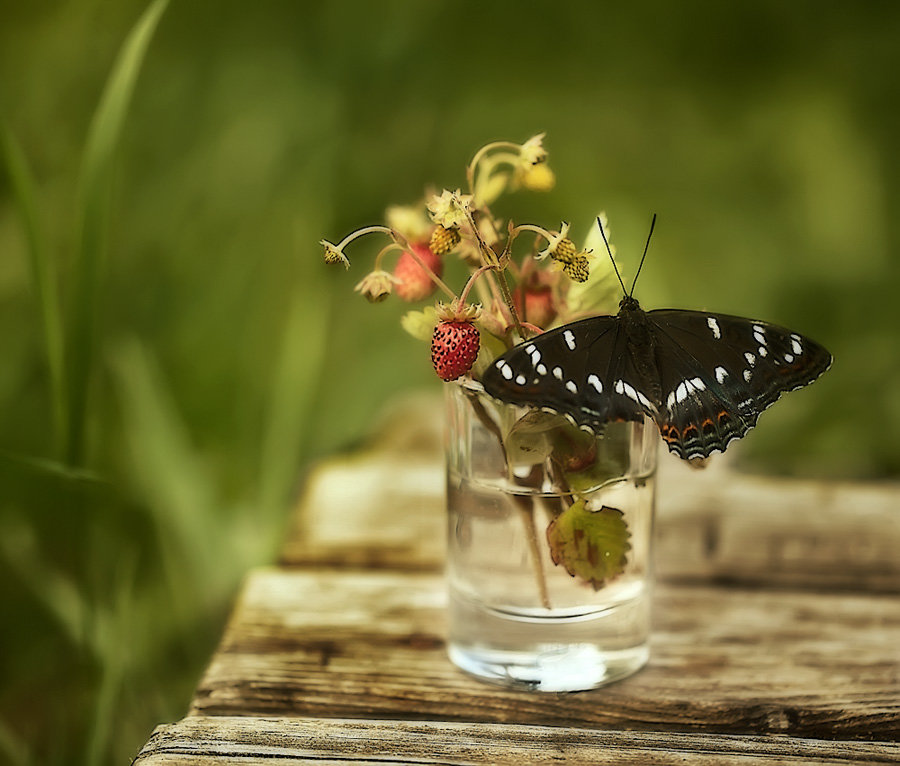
480,316,654,429
647,310,833,459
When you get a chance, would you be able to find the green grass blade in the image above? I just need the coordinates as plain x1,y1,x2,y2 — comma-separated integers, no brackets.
0,122,67,455
66,0,169,466
256,274,332,528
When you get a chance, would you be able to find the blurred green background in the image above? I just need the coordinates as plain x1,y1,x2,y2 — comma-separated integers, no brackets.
1,1,898,763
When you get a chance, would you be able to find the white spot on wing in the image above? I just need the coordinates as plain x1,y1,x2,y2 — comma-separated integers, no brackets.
563,330,576,350
566,380,578,394
676,382,688,403
744,352,756,366
500,363,513,380
536,363,547,375
743,369,752,382
758,346,767,357
715,366,728,384
707,316,721,339
784,353,794,363
553,366,563,380
690,377,706,391
587,374,603,394
791,338,803,355
524,344,536,355
515,374,526,386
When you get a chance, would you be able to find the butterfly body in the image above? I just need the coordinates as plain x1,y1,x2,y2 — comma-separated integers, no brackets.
481,295,832,461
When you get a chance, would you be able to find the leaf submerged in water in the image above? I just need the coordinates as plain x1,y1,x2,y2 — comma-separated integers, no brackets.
546,502,630,589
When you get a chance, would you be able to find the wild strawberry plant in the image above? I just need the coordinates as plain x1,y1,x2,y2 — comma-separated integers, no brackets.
321,135,633,596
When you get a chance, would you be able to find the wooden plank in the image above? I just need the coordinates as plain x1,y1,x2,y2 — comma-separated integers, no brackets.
189,569,900,741
657,456,900,592
281,448,900,591
281,454,445,571
133,716,900,765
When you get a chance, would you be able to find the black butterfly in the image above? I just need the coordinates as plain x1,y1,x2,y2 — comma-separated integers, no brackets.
480,217,832,461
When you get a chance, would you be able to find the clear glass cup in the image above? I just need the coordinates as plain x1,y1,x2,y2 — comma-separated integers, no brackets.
445,381,657,691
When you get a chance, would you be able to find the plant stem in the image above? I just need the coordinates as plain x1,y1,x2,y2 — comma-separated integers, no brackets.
457,264,493,307
466,141,520,192
465,390,553,609
519,503,551,610
402,243,457,301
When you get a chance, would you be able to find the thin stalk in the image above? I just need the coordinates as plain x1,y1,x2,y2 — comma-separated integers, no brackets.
465,390,553,609
465,209,525,339
457,264,493,307
401,243,456,300
466,141,520,192
519,503,551,610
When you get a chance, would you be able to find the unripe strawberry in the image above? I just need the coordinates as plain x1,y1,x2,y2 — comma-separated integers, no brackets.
562,254,590,283
431,321,480,381
429,225,461,256
394,243,443,302
551,237,577,264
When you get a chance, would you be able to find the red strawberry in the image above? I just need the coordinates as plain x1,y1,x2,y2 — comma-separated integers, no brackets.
394,242,443,302
431,321,480,381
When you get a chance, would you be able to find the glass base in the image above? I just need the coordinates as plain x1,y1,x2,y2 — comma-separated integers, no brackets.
449,643,649,692
447,589,651,692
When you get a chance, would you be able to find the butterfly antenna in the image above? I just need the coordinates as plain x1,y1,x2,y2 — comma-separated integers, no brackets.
629,213,656,297
597,216,628,297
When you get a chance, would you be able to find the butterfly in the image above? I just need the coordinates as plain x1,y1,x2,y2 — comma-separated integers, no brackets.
480,216,832,461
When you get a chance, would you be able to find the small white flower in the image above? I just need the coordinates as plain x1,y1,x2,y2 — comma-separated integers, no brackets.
354,270,396,302
426,189,472,229
519,133,548,167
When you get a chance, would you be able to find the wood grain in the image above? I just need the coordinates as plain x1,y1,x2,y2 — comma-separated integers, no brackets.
134,716,900,765
188,569,900,741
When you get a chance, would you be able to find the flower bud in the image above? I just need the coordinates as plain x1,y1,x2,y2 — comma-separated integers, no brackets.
354,270,395,302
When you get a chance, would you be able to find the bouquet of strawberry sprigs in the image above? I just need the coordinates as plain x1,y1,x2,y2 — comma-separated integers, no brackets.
321,135,636,600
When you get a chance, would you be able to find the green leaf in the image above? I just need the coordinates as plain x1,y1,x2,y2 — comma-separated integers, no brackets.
547,503,631,589
65,0,170,466
565,212,620,316
400,305,438,341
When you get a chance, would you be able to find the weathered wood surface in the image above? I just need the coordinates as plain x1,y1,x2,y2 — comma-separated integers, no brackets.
134,399,900,764
136,716,900,765
187,569,899,740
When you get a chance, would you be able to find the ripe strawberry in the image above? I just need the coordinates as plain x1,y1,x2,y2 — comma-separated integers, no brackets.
431,320,480,381
393,242,443,302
